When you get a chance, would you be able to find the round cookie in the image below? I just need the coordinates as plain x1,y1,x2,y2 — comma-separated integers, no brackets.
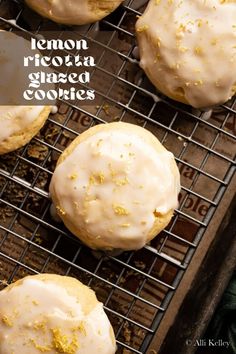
136,0,236,108
0,31,51,155
49,122,180,251
0,273,116,354
25,0,124,25
0,106,51,155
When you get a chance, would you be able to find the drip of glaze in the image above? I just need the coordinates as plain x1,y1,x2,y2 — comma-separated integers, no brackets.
51,105,58,114
50,203,62,223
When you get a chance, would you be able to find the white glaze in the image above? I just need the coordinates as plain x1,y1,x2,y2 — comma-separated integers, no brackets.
50,105,58,114
25,0,124,25
0,106,45,142
0,278,115,354
136,0,236,108
50,127,180,250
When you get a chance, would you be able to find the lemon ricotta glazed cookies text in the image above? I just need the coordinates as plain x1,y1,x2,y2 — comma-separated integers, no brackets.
25,0,124,25
49,122,181,251
136,0,236,108
0,274,116,354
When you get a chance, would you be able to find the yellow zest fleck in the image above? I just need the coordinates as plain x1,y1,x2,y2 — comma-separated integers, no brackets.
178,23,186,32
51,328,79,354
115,177,129,186
30,339,51,352
108,163,117,178
72,322,86,336
2,315,13,327
194,80,203,86
231,84,236,93
113,204,129,216
68,173,78,180
96,139,103,147
156,38,161,47
102,104,110,115
90,173,105,184
33,320,47,332
197,19,203,27
136,25,149,33
97,172,105,184
56,206,66,216
153,209,163,217
89,175,96,185
121,223,130,228
179,46,188,52
222,0,236,2
155,0,161,4
13,309,19,317
32,300,39,306
35,236,42,245
211,38,218,45
74,201,79,208
194,46,203,55
92,150,101,157
177,0,183,7
187,20,194,25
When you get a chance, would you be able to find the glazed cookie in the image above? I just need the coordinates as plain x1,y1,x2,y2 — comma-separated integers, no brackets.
0,106,51,155
0,31,51,154
0,274,116,354
49,122,180,251
136,0,236,108
25,0,124,25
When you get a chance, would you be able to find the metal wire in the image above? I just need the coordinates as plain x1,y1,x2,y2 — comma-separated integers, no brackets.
0,0,235,353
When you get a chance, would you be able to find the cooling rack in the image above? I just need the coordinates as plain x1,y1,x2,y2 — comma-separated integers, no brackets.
0,1,236,353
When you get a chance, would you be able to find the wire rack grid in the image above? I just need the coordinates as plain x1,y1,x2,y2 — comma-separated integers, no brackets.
0,0,236,353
